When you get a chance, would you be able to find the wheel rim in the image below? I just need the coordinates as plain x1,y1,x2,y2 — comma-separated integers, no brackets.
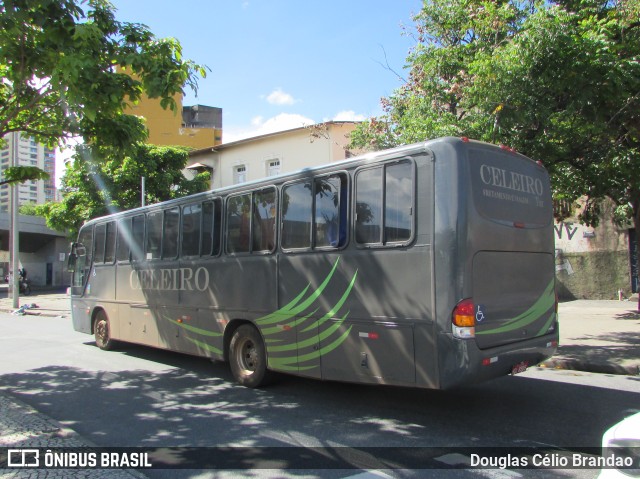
96,320,107,344
236,337,259,372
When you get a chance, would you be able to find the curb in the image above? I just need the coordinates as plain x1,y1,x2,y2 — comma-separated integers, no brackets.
540,357,640,376
0,307,69,318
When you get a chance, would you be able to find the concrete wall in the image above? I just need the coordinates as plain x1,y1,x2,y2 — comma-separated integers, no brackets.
554,201,634,300
556,250,631,300
20,237,71,287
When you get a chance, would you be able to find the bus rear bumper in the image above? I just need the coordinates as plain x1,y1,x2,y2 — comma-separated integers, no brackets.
438,332,559,390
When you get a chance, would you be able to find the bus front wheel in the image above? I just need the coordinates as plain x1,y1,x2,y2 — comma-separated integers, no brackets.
229,325,272,388
94,310,115,351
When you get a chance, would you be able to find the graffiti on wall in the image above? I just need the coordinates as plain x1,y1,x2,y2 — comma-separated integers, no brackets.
554,221,597,253
554,222,579,241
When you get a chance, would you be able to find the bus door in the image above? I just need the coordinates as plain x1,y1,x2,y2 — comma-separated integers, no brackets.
116,214,159,347
270,254,325,379
275,175,351,379
68,225,94,334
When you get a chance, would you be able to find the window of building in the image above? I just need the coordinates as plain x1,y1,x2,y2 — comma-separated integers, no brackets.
355,160,414,246
267,159,281,177
234,165,247,184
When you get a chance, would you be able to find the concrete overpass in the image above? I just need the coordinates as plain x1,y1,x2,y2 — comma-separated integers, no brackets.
0,213,70,287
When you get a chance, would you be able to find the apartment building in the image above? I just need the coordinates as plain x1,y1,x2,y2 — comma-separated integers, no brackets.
0,132,56,211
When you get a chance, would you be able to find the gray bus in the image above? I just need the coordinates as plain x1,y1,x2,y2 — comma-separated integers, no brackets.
68,137,558,390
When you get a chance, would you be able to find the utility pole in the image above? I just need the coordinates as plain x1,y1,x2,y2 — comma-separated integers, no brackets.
9,132,20,309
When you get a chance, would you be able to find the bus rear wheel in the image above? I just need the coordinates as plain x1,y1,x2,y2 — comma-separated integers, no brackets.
94,310,115,351
229,325,272,388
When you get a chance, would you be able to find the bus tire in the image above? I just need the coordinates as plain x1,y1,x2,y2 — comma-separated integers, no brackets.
229,324,271,388
94,310,115,351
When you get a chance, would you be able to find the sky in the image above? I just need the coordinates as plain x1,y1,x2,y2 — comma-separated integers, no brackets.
108,0,422,143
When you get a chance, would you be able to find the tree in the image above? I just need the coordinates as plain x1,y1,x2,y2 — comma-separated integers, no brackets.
351,0,640,304
39,144,211,237
0,0,207,156
0,166,49,186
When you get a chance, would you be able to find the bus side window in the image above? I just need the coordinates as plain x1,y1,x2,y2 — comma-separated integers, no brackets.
94,223,107,264
131,215,145,261
116,218,131,262
385,161,413,243
355,168,383,244
202,199,221,256
146,211,162,260
315,174,346,248
182,204,202,257
104,221,116,264
227,194,251,254
282,181,312,250
355,160,414,246
253,188,276,252
162,207,180,259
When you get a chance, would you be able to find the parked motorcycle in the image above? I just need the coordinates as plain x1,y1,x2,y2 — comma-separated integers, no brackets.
4,273,32,295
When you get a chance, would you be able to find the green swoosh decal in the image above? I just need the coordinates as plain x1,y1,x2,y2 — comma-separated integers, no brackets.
268,326,353,369
158,257,359,373
256,257,342,326
185,337,223,355
476,279,556,336
262,258,358,372
301,270,358,332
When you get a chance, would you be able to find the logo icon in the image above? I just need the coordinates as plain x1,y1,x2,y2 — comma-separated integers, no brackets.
8,449,39,468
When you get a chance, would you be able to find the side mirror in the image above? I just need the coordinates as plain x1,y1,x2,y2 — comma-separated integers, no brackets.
67,243,78,273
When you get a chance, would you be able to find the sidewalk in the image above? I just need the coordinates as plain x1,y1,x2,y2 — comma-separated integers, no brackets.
1,295,639,478
542,299,640,375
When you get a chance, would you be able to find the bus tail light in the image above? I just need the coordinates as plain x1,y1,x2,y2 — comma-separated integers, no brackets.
452,298,475,339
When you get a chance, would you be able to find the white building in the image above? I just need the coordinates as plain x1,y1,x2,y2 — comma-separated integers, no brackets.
187,121,364,189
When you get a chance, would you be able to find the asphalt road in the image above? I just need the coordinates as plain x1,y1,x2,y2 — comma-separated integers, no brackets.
1,313,639,479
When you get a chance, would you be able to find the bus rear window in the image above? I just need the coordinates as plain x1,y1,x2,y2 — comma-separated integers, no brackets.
469,148,551,227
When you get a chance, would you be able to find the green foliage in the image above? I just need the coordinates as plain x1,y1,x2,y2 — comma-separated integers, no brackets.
351,0,640,229
0,166,49,186
42,144,211,237
0,0,207,154
18,202,40,216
